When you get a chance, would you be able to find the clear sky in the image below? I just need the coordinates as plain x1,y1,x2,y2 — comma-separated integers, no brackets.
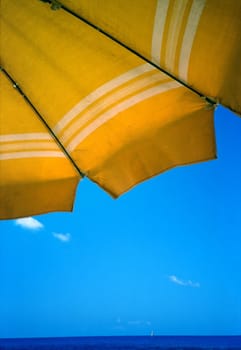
0,106,241,338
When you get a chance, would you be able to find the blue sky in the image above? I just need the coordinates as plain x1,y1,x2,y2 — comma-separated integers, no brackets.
0,106,241,338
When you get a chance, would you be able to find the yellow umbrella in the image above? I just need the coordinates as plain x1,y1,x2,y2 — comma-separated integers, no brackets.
0,0,240,219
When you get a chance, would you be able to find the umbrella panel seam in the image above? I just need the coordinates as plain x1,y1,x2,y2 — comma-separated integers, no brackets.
0,67,85,178
39,0,217,107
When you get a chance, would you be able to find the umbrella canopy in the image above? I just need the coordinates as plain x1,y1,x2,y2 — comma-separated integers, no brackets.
60,0,241,114
0,0,240,219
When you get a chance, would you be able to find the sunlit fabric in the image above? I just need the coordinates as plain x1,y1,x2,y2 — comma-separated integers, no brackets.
1,0,216,218
61,0,241,115
0,72,80,219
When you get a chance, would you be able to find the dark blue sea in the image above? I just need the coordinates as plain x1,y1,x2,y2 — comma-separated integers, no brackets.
0,336,240,350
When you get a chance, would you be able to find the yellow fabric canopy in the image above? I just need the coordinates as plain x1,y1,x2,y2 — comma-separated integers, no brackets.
0,0,228,219
61,0,241,115
0,70,80,219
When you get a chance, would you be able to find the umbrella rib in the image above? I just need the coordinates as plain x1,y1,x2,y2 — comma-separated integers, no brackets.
41,0,216,106
0,67,85,178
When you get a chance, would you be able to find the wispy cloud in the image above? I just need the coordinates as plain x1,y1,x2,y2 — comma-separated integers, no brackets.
169,275,200,288
114,318,151,330
52,232,71,242
15,217,44,230
127,320,142,325
127,320,151,326
113,325,125,330
116,317,121,324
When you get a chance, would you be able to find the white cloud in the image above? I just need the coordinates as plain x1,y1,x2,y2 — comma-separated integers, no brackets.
169,275,200,288
52,232,71,242
15,217,44,230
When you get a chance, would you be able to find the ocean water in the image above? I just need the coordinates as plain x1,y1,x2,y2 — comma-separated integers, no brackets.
0,336,240,350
